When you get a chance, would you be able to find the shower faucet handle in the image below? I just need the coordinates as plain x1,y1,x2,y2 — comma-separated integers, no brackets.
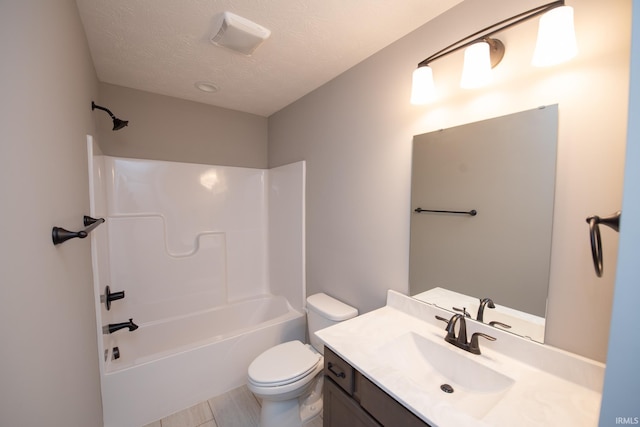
101,285,125,310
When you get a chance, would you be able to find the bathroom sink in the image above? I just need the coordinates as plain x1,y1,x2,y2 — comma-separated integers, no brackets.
376,332,514,419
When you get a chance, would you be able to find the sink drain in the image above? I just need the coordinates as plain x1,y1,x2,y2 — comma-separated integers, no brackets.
440,383,454,393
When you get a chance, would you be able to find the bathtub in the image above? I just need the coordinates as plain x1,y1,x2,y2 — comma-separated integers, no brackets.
101,295,305,427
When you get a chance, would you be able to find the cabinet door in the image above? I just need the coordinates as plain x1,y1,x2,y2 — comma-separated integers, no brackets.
357,373,431,427
324,376,381,427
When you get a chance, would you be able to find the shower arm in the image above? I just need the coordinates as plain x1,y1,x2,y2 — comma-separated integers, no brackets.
91,102,116,119
91,101,129,130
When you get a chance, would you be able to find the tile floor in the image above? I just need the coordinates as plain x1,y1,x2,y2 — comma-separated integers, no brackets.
142,385,323,427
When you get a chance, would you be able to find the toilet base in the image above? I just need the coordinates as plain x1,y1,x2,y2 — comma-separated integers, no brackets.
299,376,323,424
256,376,324,427
259,398,303,427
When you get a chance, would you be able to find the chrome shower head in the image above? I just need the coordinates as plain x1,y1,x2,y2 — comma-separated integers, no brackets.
91,101,129,131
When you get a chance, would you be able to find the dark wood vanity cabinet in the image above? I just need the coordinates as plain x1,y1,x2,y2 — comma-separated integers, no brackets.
323,347,431,427
324,376,380,427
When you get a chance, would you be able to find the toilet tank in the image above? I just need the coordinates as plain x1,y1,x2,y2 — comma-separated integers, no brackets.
306,293,358,354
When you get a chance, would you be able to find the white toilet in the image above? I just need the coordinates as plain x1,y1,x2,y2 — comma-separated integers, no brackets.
247,293,358,427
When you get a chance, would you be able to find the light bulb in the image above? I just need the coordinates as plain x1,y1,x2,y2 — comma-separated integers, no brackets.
532,6,577,67
460,41,493,89
410,66,436,104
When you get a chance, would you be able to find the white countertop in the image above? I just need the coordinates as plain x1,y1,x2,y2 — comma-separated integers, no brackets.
315,290,604,427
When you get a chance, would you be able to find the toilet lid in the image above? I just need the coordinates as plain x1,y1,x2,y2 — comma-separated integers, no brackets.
248,340,321,386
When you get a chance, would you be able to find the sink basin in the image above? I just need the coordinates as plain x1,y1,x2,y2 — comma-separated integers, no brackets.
376,332,515,419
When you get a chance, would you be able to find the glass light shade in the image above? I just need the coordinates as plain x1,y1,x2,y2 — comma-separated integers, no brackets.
460,41,493,89
410,66,436,104
532,6,577,67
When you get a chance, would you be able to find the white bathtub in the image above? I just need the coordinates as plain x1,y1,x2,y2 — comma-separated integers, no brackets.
101,295,305,427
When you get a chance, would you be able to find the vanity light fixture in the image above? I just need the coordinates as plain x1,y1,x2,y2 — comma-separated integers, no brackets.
410,0,577,104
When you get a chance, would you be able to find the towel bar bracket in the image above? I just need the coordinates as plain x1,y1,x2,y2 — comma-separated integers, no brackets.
52,216,105,245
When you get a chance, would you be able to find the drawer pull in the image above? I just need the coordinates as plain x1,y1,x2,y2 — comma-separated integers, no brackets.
328,362,346,378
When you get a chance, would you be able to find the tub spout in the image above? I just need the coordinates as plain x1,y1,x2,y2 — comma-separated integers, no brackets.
103,318,138,334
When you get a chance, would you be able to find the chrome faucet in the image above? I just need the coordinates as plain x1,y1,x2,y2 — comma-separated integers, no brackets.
436,313,496,355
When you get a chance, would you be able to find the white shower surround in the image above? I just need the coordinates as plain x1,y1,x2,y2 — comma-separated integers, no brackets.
87,137,306,426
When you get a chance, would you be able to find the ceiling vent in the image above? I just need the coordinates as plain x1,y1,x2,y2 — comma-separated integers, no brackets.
210,12,271,56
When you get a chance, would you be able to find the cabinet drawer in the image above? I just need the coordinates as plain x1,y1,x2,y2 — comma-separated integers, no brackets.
358,372,430,427
324,347,355,395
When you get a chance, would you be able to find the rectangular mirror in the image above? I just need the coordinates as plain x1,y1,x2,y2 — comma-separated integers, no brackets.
409,105,558,342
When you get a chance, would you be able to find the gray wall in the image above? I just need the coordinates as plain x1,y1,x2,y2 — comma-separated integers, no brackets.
599,0,640,422
0,0,635,424
0,1,103,426
96,83,268,168
268,0,631,362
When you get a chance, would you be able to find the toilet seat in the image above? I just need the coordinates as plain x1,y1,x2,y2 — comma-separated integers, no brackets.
248,341,321,387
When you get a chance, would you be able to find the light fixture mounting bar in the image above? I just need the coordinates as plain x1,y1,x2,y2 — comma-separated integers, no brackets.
417,0,565,67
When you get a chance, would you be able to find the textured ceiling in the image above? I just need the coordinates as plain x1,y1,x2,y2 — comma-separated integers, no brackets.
76,0,462,117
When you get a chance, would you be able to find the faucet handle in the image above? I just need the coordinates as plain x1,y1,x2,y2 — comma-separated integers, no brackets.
469,332,496,355
435,315,450,330
488,321,512,330
101,285,125,311
453,306,471,317
435,315,449,323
